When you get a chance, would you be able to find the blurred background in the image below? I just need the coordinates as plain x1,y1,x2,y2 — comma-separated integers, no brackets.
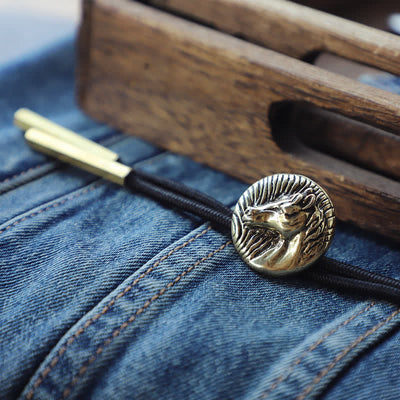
0,1,398,71
0,0,80,66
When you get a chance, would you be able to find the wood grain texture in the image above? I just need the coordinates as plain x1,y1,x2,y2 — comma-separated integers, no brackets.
288,103,400,181
295,0,354,11
77,0,400,240
145,0,400,76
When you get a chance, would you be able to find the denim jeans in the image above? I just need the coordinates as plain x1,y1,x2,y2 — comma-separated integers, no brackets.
0,39,399,400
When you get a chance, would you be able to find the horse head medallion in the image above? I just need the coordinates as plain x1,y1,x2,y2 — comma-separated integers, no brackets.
232,174,335,275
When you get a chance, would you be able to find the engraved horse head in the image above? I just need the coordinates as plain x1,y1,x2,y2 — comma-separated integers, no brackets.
243,188,316,238
242,188,321,273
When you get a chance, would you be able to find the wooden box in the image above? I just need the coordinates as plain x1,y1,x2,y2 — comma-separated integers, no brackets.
77,0,400,240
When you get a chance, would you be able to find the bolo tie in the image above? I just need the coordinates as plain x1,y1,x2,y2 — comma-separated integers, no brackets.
14,108,400,304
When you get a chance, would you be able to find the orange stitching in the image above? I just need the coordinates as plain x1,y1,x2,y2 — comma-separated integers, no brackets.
61,239,232,399
0,164,44,185
259,302,376,399
0,183,102,235
25,226,212,400
297,307,400,400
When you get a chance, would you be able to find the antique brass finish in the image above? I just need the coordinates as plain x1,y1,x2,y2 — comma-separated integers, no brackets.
14,108,118,161
25,128,131,185
232,174,335,275
18,111,336,274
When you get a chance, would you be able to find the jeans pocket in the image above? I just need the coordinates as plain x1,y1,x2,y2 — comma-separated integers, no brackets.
250,303,400,400
18,218,400,400
19,224,233,400
1,148,214,400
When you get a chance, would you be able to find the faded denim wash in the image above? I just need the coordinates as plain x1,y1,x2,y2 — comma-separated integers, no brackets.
0,39,399,400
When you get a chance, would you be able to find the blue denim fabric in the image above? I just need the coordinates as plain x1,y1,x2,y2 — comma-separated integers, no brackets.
0,39,399,400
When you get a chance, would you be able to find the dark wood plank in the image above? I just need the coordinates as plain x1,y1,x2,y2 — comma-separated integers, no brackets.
144,0,400,75
77,0,400,240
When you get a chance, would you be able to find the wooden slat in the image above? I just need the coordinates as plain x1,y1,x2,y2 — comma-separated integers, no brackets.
77,0,400,240
145,0,400,75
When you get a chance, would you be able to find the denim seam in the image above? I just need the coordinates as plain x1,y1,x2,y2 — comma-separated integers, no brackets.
0,130,124,194
0,163,43,184
258,301,376,399
0,149,168,234
297,307,400,400
25,226,213,400
60,239,233,399
0,182,103,235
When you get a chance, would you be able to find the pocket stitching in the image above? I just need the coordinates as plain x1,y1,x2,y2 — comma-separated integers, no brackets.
60,239,232,400
25,226,213,400
297,307,400,400
258,301,376,399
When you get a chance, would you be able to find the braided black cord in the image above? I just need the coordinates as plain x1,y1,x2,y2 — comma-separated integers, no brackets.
126,171,232,229
134,169,231,215
320,257,400,290
125,169,400,304
305,268,400,304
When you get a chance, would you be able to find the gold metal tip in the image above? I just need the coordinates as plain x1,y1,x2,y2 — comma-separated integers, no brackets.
25,128,131,186
14,108,119,162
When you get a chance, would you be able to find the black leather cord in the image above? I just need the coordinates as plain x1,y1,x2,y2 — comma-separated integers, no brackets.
125,169,400,304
